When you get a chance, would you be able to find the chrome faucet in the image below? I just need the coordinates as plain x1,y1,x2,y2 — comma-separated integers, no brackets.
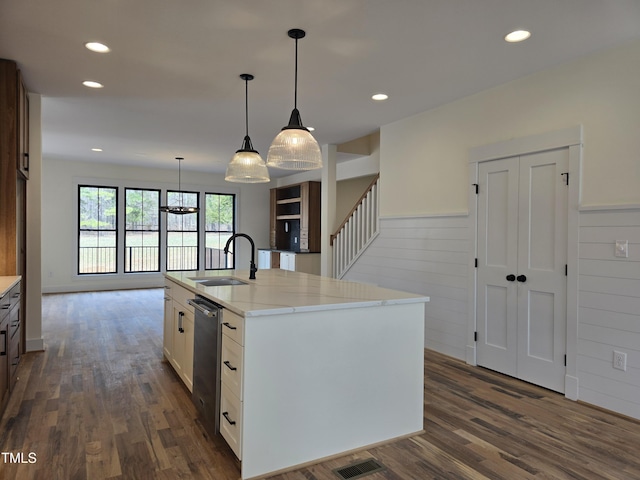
224,233,257,280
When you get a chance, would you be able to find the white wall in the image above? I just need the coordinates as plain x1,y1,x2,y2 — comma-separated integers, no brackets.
381,39,640,216
346,39,640,419
577,207,640,419
26,94,43,351
41,158,271,292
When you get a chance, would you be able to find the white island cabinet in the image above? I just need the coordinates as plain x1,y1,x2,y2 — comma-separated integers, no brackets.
165,269,429,480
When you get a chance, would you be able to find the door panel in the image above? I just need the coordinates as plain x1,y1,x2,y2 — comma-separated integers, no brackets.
516,150,567,392
477,158,519,374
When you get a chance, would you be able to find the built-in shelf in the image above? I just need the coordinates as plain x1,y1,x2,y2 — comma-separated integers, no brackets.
276,198,301,205
270,181,321,253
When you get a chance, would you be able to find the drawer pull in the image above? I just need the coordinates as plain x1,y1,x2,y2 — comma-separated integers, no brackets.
222,411,236,425
222,322,237,330
223,360,237,371
1,304,10,310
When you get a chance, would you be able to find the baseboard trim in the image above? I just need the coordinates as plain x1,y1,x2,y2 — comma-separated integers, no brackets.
26,338,44,352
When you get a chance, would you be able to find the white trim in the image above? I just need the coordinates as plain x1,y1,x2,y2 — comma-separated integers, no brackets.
380,212,468,220
467,161,479,366
468,126,582,400
469,125,583,164
25,338,44,352
579,203,640,212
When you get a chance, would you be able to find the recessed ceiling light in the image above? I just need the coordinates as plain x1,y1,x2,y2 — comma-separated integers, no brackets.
505,30,531,43
83,80,104,89
85,42,111,53
372,93,388,101
91,148,103,152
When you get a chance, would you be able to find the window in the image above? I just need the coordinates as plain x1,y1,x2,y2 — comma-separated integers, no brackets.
166,190,199,271
125,188,160,272
205,193,236,269
78,185,117,274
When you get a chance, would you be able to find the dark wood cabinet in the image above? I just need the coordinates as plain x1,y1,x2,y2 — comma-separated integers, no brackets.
0,58,28,415
17,70,29,179
0,280,20,413
270,181,321,252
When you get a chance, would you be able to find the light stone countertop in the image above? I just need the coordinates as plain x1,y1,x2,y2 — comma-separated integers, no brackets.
0,276,20,298
165,269,429,317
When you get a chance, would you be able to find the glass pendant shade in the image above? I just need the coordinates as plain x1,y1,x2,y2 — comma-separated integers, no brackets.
226,73,270,183
267,110,322,170
266,29,322,171
225,136,270,183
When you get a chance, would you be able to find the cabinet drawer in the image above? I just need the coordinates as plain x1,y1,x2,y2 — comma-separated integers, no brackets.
221,335,243,400
9,328,20,379
0,283,20,320
220,384,242,460
221,309,244,346
166,280,194,312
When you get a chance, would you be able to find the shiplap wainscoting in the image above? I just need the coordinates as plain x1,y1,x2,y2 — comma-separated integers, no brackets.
343,215,469,360
578,207,640,419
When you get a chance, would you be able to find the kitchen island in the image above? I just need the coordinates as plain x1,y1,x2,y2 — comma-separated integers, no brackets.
164,269,429,479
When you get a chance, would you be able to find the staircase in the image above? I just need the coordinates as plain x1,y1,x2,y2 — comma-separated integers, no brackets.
330,174,379,279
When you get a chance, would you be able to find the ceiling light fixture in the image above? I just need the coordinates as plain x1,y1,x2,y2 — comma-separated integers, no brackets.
85,42,111,53
267,28,322,170
82,80,104,89
505,30,531,43
160,157,199,215
225,74,270,183
372,93,388,101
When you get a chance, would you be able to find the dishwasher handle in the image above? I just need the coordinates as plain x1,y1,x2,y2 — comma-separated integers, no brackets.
188,298,219,318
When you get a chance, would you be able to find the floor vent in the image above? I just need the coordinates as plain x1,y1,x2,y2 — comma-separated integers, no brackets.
333,459,386,480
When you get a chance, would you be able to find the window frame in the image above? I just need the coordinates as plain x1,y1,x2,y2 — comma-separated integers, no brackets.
204,192,237,270
77,184,119,275
165,189,200,272
124,187,161,273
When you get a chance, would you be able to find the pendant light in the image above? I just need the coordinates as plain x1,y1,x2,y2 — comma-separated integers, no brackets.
160,157,199,214
266,28,322,170
225,74,270,183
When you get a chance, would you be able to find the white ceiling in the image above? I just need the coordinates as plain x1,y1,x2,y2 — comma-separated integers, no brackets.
2,0,640,177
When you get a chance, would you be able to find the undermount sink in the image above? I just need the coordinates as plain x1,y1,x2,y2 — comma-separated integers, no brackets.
189,277,249,287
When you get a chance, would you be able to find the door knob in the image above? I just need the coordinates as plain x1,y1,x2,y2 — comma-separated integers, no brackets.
517,275,527,282
506,274,516,282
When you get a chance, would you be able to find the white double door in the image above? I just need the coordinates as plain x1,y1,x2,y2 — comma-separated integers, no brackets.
476,148,568,393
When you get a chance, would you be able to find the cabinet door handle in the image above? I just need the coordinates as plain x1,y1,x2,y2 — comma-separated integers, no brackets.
223,360,237,371
1,304,10,310
0,330,6,356
178,311,184,333
222,322,237,330
517,275,527,283
222,411,236,425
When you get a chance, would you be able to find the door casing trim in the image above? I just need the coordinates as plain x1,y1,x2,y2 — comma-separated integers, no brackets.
467,126,582,400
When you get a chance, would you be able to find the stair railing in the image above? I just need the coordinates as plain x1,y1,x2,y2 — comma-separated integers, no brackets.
330,174,380,278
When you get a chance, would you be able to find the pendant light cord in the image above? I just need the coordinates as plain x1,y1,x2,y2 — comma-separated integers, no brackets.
294,36,298,109
245,76,249,137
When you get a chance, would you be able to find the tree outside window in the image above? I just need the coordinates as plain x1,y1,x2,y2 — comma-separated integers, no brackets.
125,188,160,272
78,186,117,274
205,193,235,269
166,190,199,271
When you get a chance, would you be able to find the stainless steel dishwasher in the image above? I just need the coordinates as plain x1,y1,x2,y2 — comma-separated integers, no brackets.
188,295,222,439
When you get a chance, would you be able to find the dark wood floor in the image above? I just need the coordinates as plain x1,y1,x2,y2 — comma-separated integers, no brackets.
1,289,639,480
